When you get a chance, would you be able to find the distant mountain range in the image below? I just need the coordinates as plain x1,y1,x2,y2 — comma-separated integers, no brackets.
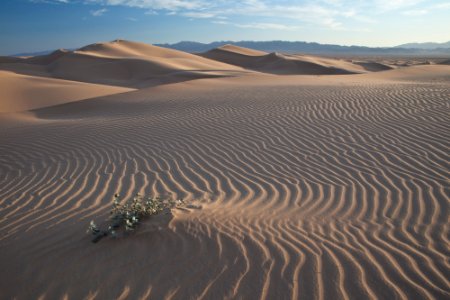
395,41,450,49
157,41,450,56
9,40,450,57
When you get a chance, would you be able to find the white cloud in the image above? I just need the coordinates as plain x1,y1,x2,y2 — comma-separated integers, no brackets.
235,22,299,30
31,0,371,29
182,12,215,18
341,9,356,17
91,0,206,11
402,9,428,16
322,18,342,29
374,0,424,11
432,2,450,9
30,0,69,3
212,20,229,25
32,0,445,33
90,8,107,16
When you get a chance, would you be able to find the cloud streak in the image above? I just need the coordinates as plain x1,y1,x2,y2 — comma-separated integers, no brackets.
30,0,70,3
88,0,206,11
32,0,450,32
402,9,428,16
182,12,216,18
90,8,107,16
235,22,299,30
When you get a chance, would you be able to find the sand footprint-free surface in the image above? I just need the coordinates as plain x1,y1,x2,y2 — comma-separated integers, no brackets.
0,41,449,299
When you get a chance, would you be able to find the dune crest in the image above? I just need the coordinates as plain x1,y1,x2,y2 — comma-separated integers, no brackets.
217,44,268,56
0,40,248,89
200,44,379,75
351,61,393,72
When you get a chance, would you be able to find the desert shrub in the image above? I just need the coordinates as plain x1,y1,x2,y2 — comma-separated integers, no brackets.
87,193,183,243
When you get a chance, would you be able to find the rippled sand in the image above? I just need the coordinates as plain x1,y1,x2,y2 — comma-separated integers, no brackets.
0,61,449,298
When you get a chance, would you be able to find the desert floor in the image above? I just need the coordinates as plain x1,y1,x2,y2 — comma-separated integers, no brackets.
0,41,449,299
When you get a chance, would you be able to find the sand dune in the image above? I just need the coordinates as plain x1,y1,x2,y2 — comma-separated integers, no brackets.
359,64,450,82
26,49,70,65
0,56,24,64
0,40,247,88
200,44,372,75
351,61,394,72
0,49,71,69
0,70,133,112
214,44,269,56
1,61,449,299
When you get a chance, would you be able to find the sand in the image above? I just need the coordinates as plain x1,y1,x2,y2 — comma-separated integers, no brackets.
0,40,248,88
0,70,134,112
0,40,449,299
200,44,375,75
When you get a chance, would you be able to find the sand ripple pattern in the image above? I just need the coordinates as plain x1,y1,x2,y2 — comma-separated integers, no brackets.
0,80,449,299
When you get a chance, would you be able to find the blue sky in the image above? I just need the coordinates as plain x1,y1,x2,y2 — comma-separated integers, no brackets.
1,0,449,55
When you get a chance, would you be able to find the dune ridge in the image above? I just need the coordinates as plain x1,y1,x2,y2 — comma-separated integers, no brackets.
1,40,446,114
1,67,449,299
0,40,248,89
200,44,386,75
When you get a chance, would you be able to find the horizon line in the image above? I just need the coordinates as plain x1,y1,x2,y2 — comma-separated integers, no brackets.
5,38,450,57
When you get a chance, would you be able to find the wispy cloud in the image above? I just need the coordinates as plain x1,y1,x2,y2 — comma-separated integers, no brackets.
90,8,107,16
212,19,298,31
322,18,342,29
402,9,428,16
89,0,206,11
212,20,229,25
30,0,69,3
235,22,299,30
373,0,424,11
182,12,216,18
432,2,450,9
32,0,449,33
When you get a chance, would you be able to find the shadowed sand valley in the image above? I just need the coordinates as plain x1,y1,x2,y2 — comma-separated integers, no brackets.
0,40,449,299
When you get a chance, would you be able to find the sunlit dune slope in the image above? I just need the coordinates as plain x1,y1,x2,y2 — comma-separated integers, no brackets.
200,44,384,75
0,40,247,88
0,70,133,112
